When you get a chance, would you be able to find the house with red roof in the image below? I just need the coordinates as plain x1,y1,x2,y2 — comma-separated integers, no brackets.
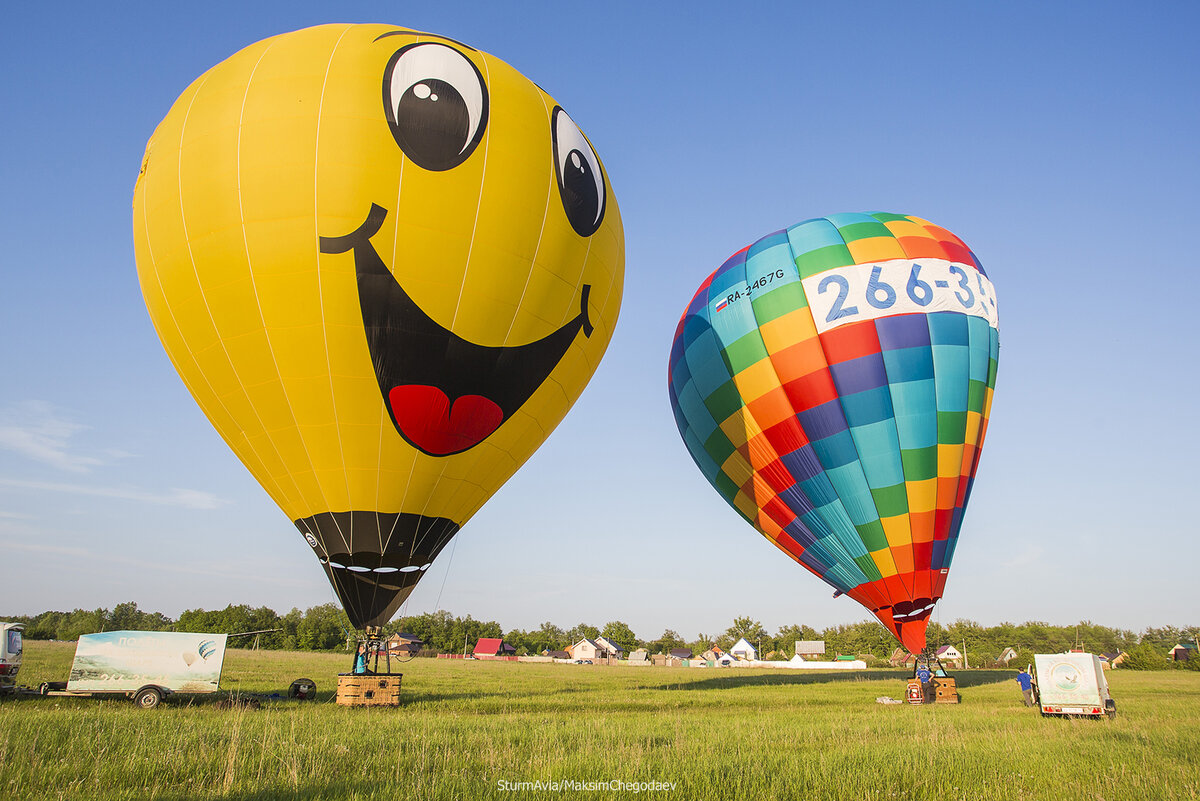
473,637,516,659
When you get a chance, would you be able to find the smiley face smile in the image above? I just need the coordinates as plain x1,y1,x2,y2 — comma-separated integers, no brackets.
320,203,593,456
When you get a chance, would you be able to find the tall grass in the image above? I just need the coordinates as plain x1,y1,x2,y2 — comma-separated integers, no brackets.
2,641,1197,799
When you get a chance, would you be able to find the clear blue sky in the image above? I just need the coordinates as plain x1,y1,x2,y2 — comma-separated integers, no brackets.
2,1,1197,640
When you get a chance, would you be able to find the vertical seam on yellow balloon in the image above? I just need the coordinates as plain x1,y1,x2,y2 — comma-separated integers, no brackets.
313,25,357,560
498,88,554,349
376,399,397,552
481,84,554,527
147,76,291,540
386,31,435,563
406,49,496,562
137,161,193,411
446,53,490,335
563,208,594,329
223,39,313,540
379,34,432,572
408,46,496,581
381,35,416,563
587,201,622,334
383,36,416,560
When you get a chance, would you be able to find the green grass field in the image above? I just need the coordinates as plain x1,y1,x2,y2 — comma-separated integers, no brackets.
2,641,1197,800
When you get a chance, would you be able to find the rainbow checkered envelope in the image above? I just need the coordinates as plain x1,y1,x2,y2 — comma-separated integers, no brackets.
668,213,998,654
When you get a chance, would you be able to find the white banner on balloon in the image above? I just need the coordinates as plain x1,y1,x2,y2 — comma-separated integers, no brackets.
802,258,998,335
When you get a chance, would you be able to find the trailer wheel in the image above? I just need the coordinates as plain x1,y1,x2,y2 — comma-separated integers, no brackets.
134,687,162,709
1105,698,1117,720
39,682,51,696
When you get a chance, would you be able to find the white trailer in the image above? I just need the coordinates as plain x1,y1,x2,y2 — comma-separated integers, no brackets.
39,630,228,708
0,623,23,693
1031,652,1116,719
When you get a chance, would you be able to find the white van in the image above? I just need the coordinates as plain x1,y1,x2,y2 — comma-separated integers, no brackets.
0,623,23,692
1031,652,1116,719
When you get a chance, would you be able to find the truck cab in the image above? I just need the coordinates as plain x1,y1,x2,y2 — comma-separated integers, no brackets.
0,623,23,692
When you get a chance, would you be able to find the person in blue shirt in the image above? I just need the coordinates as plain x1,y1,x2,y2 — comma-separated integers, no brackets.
915,663,933,703
1016,669,1034,707
353,643,369,675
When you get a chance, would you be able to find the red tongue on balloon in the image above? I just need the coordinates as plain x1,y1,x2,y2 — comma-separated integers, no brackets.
388,385,503,455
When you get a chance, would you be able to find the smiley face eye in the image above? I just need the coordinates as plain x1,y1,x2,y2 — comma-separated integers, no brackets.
383,42,489,171
552,107,606,237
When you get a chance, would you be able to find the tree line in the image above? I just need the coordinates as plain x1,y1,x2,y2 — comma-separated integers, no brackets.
5,602,1197,669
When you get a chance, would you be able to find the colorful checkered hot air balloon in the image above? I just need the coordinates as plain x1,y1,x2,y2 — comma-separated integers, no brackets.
667,213,998,654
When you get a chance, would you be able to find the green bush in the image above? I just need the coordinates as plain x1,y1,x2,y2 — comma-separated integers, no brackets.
1121,644,1168,670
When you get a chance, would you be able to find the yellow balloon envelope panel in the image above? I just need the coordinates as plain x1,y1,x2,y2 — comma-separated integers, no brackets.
133,24,624,628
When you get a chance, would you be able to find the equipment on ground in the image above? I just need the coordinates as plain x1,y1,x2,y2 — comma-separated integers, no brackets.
288,678,318,700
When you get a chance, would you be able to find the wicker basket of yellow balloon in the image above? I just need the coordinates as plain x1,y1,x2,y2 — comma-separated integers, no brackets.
336,674,402,707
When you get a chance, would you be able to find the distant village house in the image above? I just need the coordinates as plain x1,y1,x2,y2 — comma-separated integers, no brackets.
567,638,602,661
795,641,826,657
385,633,424,656
730,638,758,661
1169,643,1196,661
473,638,516,659
935,645,963,669
594,636,626,660
658,648,692,666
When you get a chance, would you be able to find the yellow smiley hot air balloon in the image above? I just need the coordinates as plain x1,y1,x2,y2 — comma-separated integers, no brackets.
133,24,624,628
